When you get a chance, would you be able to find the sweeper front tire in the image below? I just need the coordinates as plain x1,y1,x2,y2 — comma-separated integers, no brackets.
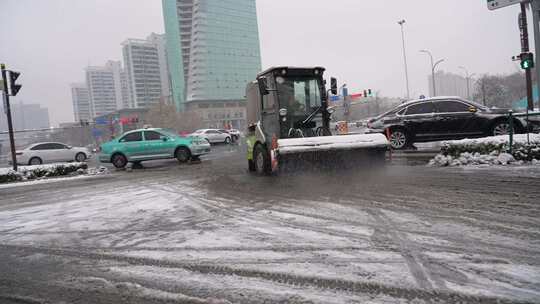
254,144,271,176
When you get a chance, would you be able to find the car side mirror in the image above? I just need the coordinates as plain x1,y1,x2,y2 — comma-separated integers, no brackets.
67,146,72,149
161,136,168,142
258,77,269,96
330,77,338,95
468,106,477,113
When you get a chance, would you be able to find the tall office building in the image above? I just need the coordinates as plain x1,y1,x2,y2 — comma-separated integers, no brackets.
70,83,91,122
0,101,50,131
162,0,261,128
122,33,169,109
85,61,125,117
428,71,470,99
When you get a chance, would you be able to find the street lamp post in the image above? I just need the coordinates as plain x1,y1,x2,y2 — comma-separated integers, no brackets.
397,20,410,100
420,50,444,96
458,66,476,100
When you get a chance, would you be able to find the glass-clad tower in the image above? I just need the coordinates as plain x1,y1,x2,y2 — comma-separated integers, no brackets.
162,0,261,113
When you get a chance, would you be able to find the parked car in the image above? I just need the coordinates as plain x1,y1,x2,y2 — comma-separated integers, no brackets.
98,128,211,168
365,96,540,149
218,129,241,141
190,129,232,144
15,142,91,165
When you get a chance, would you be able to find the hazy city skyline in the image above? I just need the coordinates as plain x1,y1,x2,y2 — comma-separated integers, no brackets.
0,0,523,125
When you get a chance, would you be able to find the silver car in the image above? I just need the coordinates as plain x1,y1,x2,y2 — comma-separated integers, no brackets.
190,129,232,144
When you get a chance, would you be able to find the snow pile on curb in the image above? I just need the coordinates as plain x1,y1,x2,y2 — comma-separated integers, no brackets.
0,162,98,184
429,152,523,167
430,133,540,167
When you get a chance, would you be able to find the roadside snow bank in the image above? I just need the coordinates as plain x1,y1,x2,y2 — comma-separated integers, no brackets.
430,133,540,166
0,163,108,184
278,133,388,154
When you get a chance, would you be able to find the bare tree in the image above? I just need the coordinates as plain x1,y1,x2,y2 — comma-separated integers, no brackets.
473,72,526,108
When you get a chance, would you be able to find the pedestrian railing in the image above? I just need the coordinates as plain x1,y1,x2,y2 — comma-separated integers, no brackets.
507,110,540,153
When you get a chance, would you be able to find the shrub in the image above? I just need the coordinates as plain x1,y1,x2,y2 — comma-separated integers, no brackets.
0,162,88,184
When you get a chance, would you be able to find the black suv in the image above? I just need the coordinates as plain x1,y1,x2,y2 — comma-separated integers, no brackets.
366,97,539,149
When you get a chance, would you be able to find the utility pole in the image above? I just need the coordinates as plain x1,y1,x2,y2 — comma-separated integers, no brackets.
519,3,534,110
459,66,476,100
531,0,540,109
1,64,18,170
398,20,410,100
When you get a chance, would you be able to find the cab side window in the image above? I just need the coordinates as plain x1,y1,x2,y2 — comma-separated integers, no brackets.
405,102,435,115
120,132,143,142
144,131,162,141
436,100,470,113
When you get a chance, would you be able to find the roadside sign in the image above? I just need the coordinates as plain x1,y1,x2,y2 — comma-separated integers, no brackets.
487,0,528,11
95,117,108,125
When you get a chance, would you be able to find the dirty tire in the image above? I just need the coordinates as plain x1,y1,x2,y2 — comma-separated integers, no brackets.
75,152,87,162
491,120,511,136
389,128,410,150
111,154,127,169
29,157,42,166
254,144,271,176
224,137,231,144
175,147,191,163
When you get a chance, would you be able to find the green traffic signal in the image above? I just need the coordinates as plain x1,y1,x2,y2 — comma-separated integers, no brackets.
520,53,534,70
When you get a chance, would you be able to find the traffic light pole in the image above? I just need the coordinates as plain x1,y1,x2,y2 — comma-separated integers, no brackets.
532,0,540,110
1,64,18,171
520,3,534,111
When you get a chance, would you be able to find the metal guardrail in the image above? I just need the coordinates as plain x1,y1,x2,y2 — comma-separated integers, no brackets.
507,110,540,153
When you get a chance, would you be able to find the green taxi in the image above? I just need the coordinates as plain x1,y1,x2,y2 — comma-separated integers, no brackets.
98,128,211,168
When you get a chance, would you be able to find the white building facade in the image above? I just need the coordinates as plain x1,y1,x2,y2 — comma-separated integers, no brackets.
70,83,91,122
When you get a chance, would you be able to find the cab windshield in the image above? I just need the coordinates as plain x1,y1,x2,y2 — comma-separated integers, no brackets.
275,76,322,116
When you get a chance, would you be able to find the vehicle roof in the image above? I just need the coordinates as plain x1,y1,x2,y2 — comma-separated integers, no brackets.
26,142,66,148
123,127,164,134
257,66,325,78
398,96,468,108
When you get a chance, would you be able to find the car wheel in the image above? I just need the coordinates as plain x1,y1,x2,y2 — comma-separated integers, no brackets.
75,152,87,162
175,147,191,163
389,128,409,150
111,154,127,169
492,121,511,136
254,144,271,175
29,157,43,166
224,137,231,144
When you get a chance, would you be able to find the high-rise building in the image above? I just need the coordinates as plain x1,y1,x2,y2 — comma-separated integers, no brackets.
162,0,262,128
85,60,125,117
122,34,169,109
70,83,91,122
428,71,470,99
0,101,50,131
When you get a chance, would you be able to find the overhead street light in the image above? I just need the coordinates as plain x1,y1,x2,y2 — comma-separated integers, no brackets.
397,19,410,100
420,49,445,96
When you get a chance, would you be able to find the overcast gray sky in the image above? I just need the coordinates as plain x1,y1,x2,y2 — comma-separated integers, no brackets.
0,0,522,125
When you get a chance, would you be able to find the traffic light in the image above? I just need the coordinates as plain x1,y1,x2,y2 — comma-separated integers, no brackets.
368,89,372,97
520,52,534,70
8,71,21,96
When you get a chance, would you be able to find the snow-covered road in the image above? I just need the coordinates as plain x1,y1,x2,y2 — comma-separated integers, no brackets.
1,145,539,303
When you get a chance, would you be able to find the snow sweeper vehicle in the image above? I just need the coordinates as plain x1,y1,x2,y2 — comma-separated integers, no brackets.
245,66,389,175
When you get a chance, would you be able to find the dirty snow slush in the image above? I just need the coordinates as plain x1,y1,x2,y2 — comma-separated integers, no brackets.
0,147,539,303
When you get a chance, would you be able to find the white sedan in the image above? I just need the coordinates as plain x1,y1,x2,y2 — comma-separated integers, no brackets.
15,142,91,165
190,129,232,144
